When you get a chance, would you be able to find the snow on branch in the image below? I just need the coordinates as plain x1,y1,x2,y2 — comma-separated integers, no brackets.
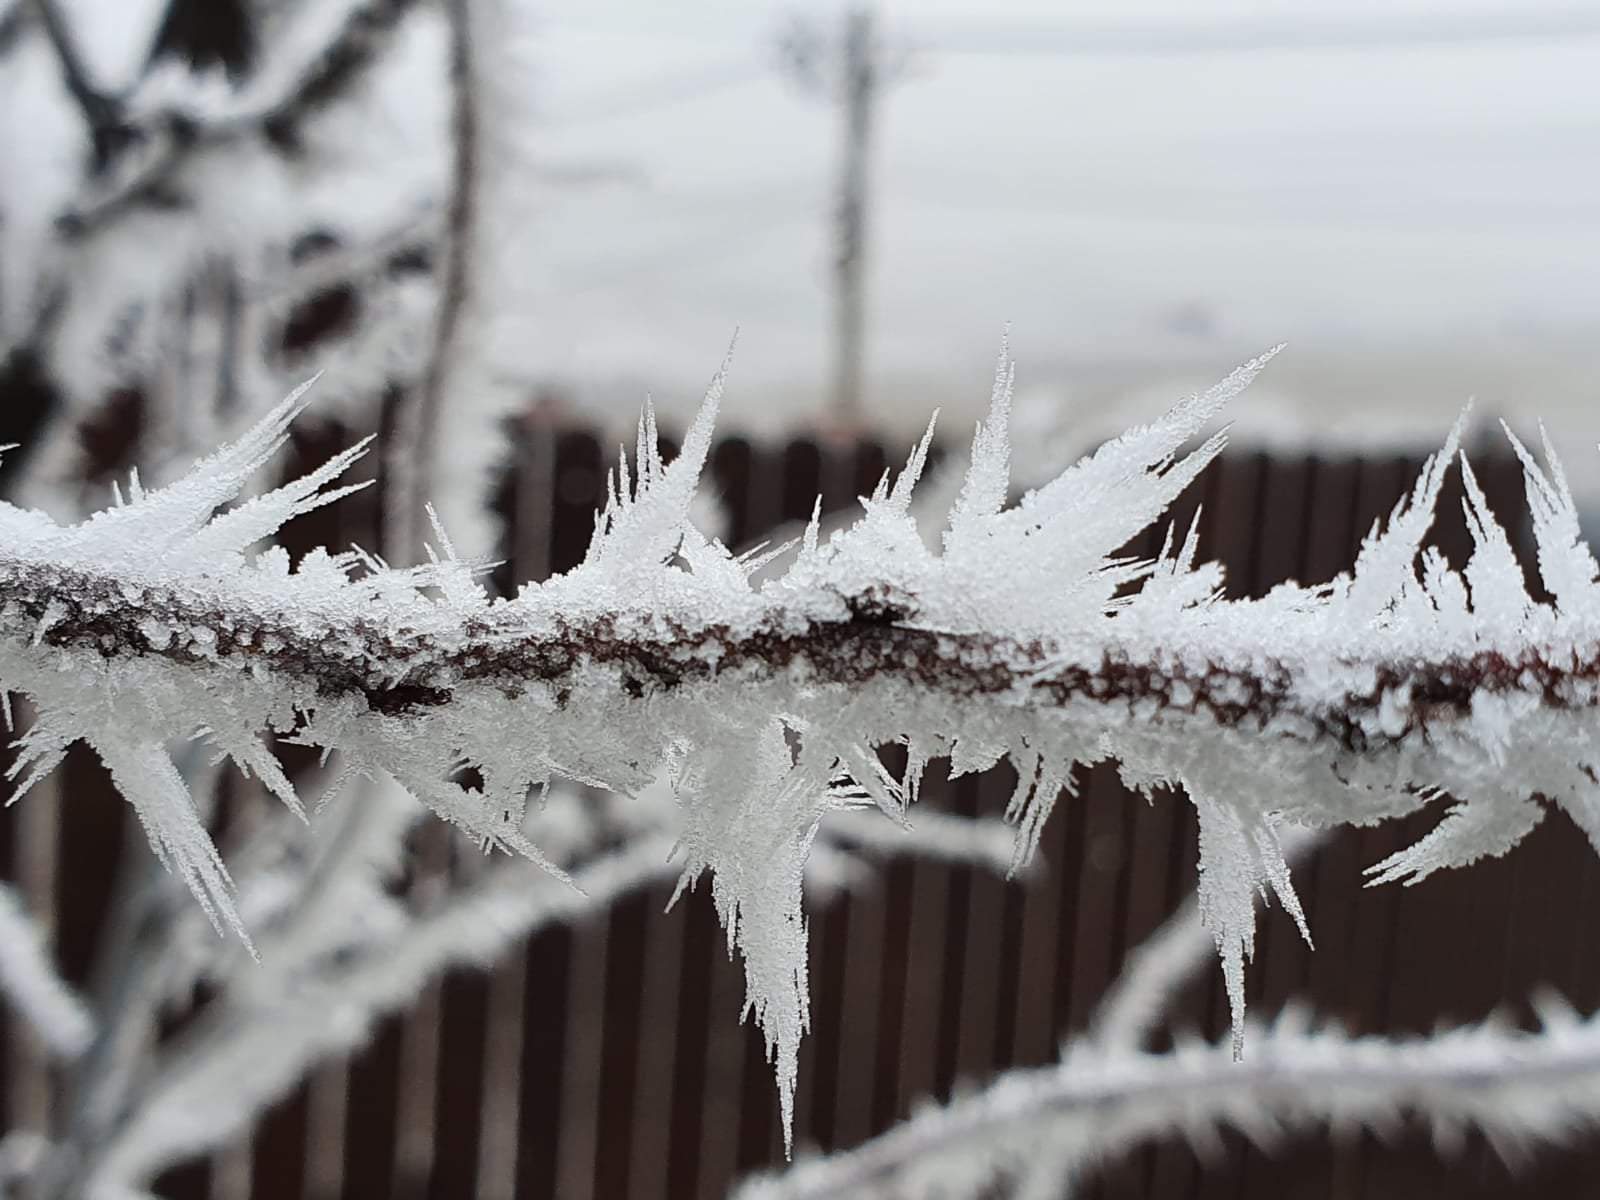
0,881,92,1057
386,0,506,565
5,346,1600,1150
24,0,124,169
0,2,23,51
81,828,679,1193
736,995,1600,1200
3,0,445,448
58,0,426,241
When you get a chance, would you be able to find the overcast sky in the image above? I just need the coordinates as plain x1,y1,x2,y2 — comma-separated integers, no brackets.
496,2,1600,446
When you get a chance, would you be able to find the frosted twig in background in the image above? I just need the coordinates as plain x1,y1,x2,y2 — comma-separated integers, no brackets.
813,807,1017,879
63,774,1018,1196
77,828,678,1194
382,0,476,567
735,997,1600,1200
58,0,427,240
2,0,446,513
0,882,91,1058
385,0,538,562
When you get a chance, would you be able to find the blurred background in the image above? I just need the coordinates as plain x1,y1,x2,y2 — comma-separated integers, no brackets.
522,0,1600,456
518,2,1600,451
5,0,1600,463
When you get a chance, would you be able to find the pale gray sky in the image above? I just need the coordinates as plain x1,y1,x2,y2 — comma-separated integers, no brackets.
511,2,1600,448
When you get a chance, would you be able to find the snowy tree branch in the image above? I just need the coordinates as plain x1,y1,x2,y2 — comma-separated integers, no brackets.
383,0,535,563
0,2,25,55
10,527,1586,781
6,346,1600,1152
49,777,1011,1196
57,0,424,241
25,0,126,169
736,996,1600,1200
383,0,476,565
0,881,92,1058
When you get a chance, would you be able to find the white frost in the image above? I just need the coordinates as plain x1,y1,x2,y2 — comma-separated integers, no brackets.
5,348,1600,1151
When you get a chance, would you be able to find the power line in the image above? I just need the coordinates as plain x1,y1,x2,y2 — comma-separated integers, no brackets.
551,60,766,125
912,10,1600,57
541,178,826,294
551,216,813,298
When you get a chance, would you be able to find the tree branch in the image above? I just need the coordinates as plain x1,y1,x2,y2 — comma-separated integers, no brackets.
0,882,92,1057
1,549,1590,753
6,351,1600,1153
0,2,27,55
736,998,1600,1199
56,0,423,240
383,0,475,566
27,0,129,169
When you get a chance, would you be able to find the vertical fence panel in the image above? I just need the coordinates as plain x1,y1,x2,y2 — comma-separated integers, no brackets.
889,760,962,1119
623,882,688,1200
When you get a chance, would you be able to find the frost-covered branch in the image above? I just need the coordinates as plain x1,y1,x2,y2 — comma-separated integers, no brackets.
736,996,1600,1200
7,347,1600,1151
71,830,676,1194
25,0,124,169
385,0,536,561
57,0,425,240
55,776,1011,1196
0,881,92,1057
383,0,476,564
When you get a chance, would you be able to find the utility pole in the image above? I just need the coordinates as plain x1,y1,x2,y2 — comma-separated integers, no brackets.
830,8,876,424
781,8,899,424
